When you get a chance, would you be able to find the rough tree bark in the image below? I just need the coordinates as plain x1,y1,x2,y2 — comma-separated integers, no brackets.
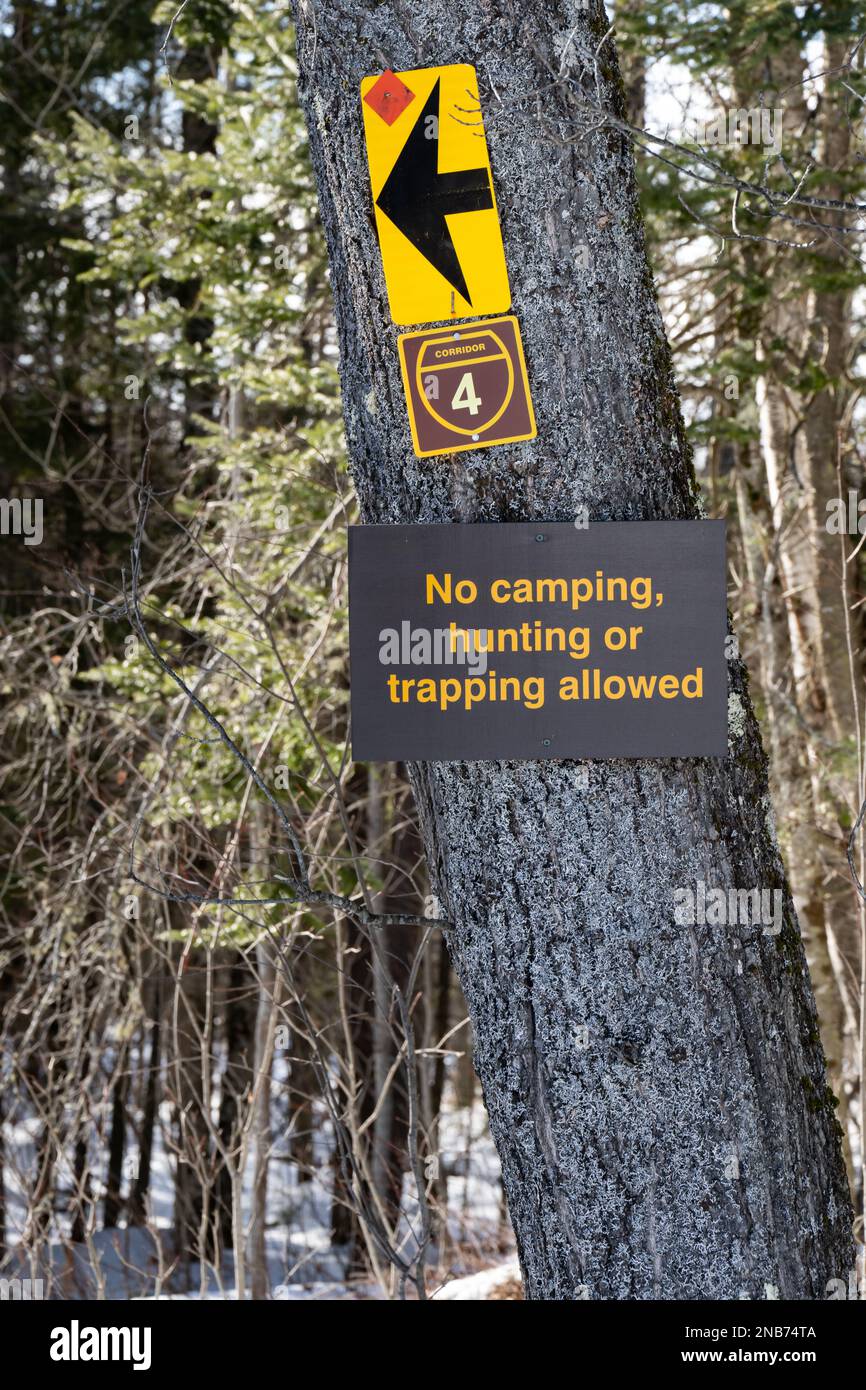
291,0,854,1298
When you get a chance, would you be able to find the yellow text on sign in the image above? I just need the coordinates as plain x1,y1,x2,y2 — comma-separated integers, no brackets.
360,64,511,326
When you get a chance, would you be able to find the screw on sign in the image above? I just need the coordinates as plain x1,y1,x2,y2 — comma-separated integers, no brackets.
397,315,537,456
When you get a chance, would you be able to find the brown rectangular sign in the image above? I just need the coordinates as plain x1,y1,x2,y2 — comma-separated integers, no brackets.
398,316,536,456
348,521,728,761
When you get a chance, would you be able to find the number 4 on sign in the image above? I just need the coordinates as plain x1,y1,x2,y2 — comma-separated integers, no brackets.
451,372,482,416
397,315,537,458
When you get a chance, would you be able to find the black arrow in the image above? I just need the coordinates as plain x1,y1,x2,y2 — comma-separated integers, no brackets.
375,77,493,306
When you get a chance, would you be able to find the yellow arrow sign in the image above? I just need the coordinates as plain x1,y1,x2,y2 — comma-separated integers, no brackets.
360,64,511,326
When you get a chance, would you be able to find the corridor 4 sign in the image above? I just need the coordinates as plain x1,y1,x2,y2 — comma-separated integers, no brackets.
361,64,511,325
398,316,536,456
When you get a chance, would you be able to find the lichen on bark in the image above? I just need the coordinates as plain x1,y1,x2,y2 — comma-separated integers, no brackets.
291,0,854,1298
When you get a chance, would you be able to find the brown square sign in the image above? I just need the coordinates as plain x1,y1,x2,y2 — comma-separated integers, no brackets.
397,315,537,457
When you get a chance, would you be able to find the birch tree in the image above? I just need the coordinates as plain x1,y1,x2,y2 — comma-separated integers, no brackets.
291,0,855,1298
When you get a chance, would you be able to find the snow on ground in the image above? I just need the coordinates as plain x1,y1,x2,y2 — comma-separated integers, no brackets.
431,1260,521,1300
3,1088,517,1300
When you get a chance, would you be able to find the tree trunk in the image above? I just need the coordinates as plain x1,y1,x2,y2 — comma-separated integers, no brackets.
370,766,417,1221
129,975,162,1227
743,34,860,1170
292,0,853,1298
329,914,375,1270
214,957,255,1249
172,950,211,1271
248,802,280,1301
248,935,279,1300
103,1044,128,1229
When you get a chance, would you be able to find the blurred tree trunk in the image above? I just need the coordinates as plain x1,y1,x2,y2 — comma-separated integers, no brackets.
69,1052,94,1245
248,806,280,1301
248,934,279,1299
23,1045,57,1247
129,973,162,1227
175,34,222,432
0,1,27,400
214,958,255,1248
293,0,854,1298
743,35,860,1159
330,915,375,1271
371,769,420,1221
617,0,646,128
425,930,453,1224
103,1043,128,1229
172,949,211,1271
287,1013,316,1180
